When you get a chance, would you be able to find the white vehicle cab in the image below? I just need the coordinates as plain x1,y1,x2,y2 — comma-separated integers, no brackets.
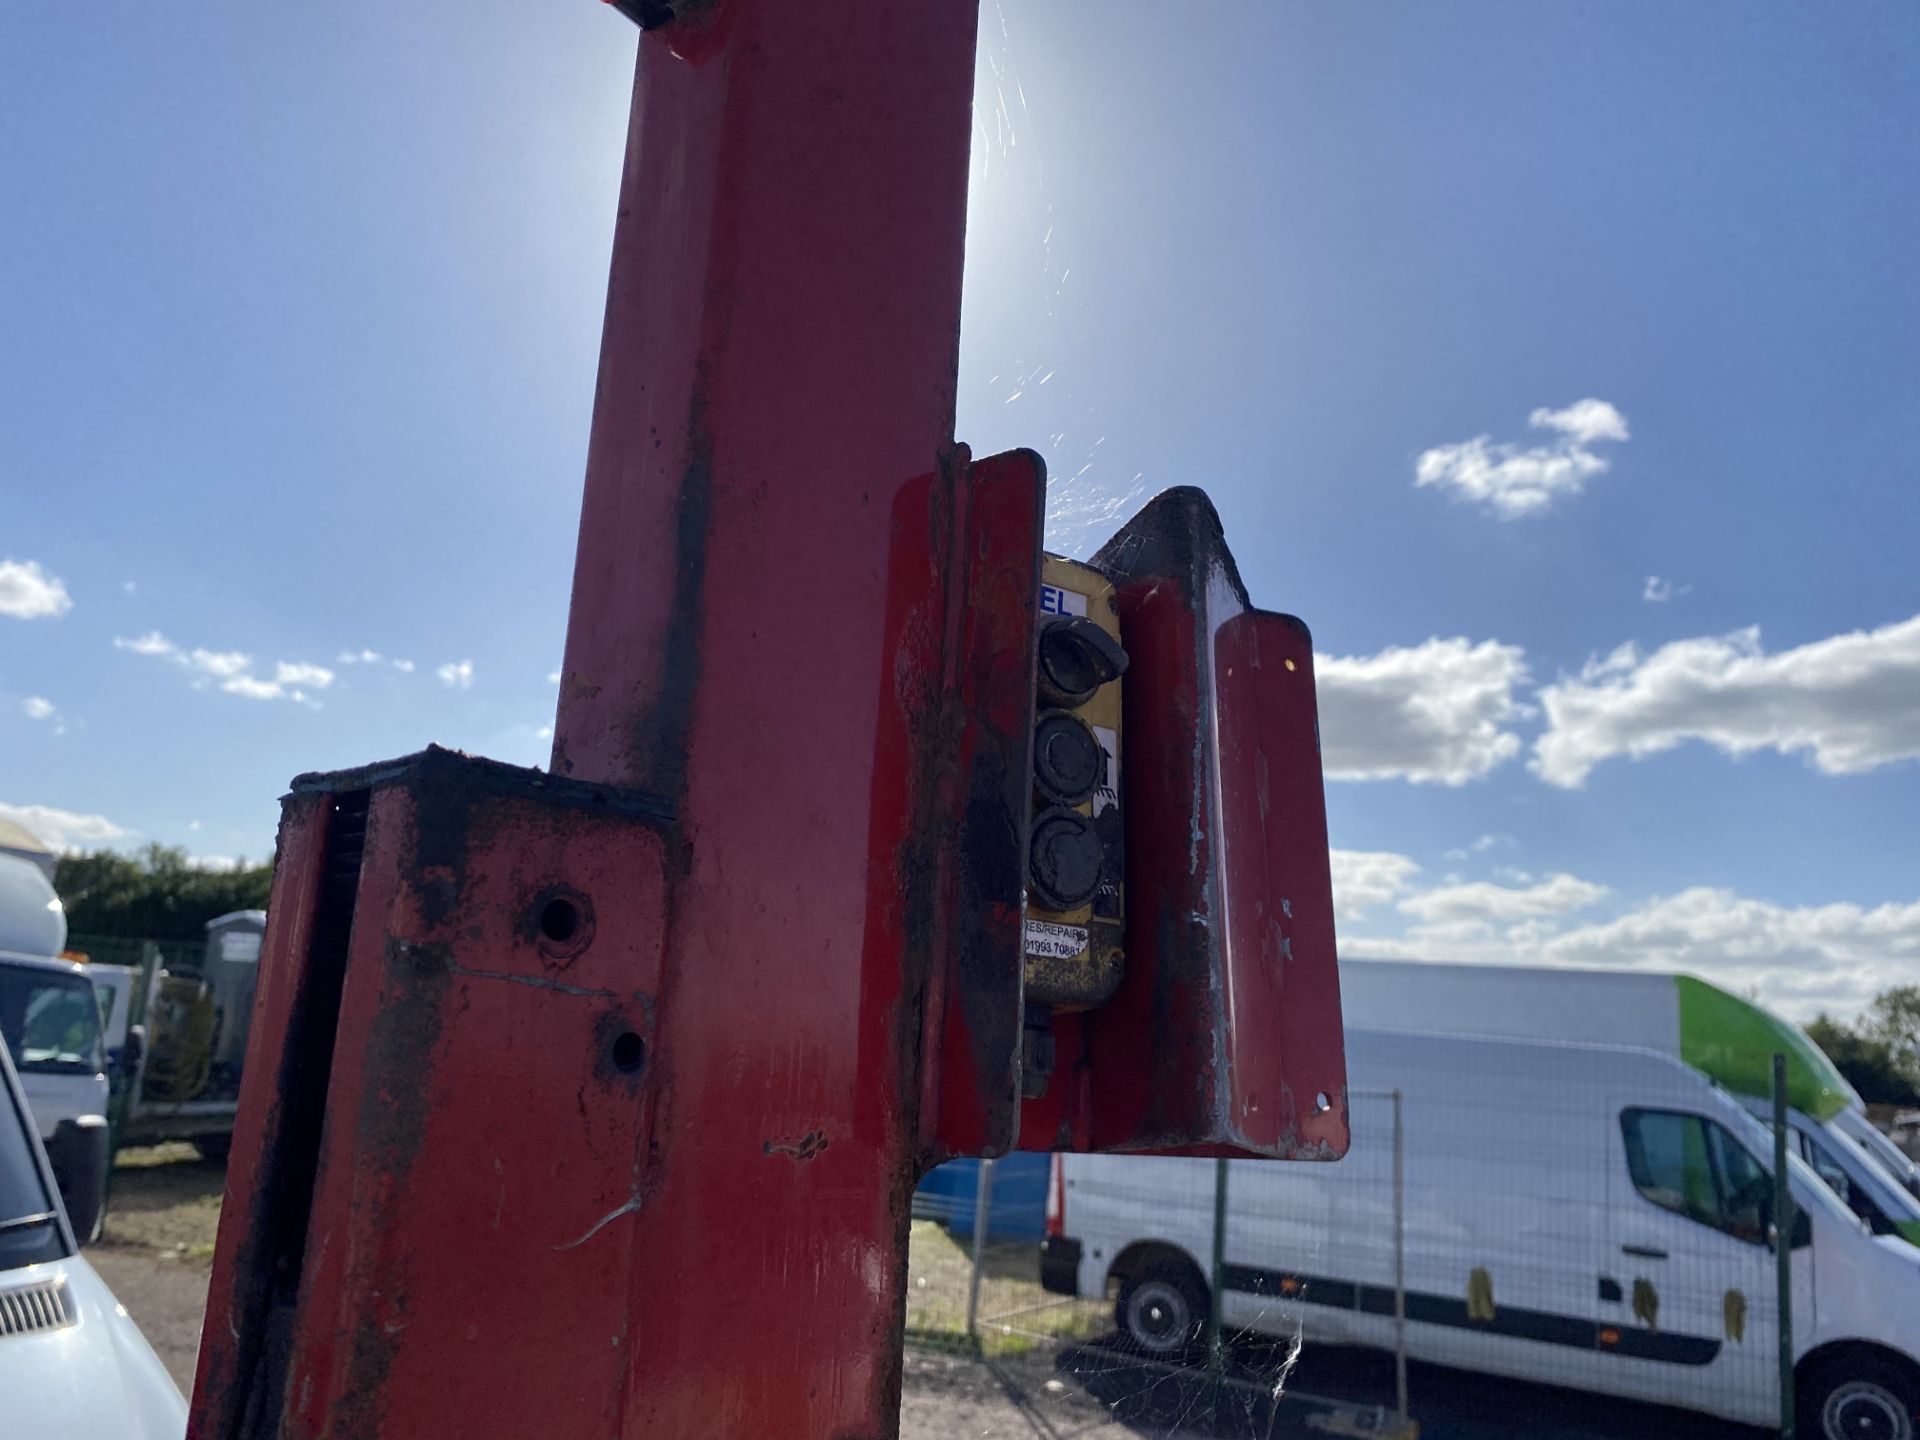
1341,959,1920,1247
0,1031,185,1438
86,963,141,1072
0,856,111,1242
1042,1028,1920,1437
1834,1104,1920,1203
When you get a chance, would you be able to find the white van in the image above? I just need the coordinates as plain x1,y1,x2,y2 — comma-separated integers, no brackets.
0,953,111,1241
1341,960,1920,1246
1042,1029,1920,1436
0,854,111,1240
0,1032,185,1437
1834,1105,1920,1202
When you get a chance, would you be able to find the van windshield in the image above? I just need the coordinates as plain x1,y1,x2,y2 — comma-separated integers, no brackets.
1815,1121,1920,1234
1726,1104,1861,1231
1839,1111,1920,1200
0,962,105,1076
0,1049,68,1270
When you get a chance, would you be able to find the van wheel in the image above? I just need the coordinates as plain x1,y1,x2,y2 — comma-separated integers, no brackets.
1802,1353,1920,1440
1116,1260,1209,1356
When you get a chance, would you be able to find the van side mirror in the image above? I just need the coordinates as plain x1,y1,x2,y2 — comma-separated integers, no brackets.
1791,1208,1812,1250
1772,1205,1812,1251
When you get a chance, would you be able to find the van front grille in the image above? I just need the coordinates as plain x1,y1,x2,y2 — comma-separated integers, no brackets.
0,1277,74,1338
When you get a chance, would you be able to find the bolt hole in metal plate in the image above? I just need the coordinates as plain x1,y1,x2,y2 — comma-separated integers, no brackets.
541,898,581,943
611,1032,646,1074
530,886,595,961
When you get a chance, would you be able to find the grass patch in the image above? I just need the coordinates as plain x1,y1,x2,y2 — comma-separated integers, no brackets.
101,1143,225,1260
904,1219,1108,1359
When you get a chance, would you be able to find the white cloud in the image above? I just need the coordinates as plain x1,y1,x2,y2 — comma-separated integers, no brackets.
1398,872,1609,926
1330,849,1421,922
1443,832,1506,860
188,647,253,679
0,801,129,853
1415,398,1629,519
547,670,562,685
114,631,178,658
274,661,335,690
222,676,284,701
1642,576,1690,604
21,696,56,721
115,631,334,705
438,659,475,690
1532,614,1920,788
1543,889,1920,1020
122,580,137,595
1317,637,1529,785
335,649,411,673
536,724,554,740
0,559,73,620
1343,870,1920,1021
1529,398,1631,446
114,633,253,678
187,854,241,872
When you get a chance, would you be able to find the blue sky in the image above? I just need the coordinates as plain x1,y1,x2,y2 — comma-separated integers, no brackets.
4,3,1917,1016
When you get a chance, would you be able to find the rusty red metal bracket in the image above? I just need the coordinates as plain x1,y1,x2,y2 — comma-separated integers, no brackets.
189,3,1342,1436
1018,489,1348,1159
192,451,1047,1439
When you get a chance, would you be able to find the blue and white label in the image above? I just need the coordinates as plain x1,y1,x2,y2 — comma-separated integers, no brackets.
1038,584,1088,619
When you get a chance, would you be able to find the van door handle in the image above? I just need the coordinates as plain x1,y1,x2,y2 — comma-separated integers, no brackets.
1621,1244,1667,1259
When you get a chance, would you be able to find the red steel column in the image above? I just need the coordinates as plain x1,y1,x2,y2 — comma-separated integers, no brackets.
550,3,982,1434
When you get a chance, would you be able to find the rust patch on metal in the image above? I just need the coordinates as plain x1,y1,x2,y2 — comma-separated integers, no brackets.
330,923,455,1438
626,370,714,809
761,1130,830,1161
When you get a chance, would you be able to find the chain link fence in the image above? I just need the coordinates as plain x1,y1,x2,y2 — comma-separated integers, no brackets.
902,1059,1813,1439
904,1095,1414,1437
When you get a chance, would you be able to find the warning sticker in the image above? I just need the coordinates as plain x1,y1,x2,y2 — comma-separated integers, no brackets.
1024,919,1088,961
1091,725,1119,815
1038,584,1088,619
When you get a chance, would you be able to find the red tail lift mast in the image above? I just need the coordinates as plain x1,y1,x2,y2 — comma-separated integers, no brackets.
188,3,1346,1436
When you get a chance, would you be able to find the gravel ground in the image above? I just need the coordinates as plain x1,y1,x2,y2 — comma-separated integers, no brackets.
87,1148,1187,1436
88,1242,1179,1437
88,1149,1742,1439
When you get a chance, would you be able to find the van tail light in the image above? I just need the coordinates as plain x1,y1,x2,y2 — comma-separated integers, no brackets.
1046,1154,1065,1238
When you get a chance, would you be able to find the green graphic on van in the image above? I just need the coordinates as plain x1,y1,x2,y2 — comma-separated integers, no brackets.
1674,975,1852,1121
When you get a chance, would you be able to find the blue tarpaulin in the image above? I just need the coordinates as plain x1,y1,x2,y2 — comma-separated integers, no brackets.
913,1153,1050,1239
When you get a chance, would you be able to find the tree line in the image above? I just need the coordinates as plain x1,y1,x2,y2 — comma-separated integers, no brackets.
41,845,1920,1111
54,844,273,941
1805,988,1920,1107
